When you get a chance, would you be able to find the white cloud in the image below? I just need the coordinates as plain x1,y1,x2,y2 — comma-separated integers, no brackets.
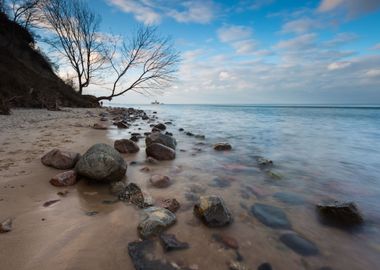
275,33,316,50
365,69,380,77
327,61,352,70
107,0,161,24
217,25,256,55
282,18,320,34
372,43,380,50
167,1,216,24
318,0,380,17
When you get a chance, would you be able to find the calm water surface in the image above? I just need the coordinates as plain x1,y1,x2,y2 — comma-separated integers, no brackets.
109,104,380,270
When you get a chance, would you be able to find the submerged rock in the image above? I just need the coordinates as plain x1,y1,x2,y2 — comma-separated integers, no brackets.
316,201,363,226
92,123,107,130
257,263,272,270
110,180,128,196
208,177,231,188
114,121,128,129
212,233,239,249
250,203,291,229
50,170,77,187
41,149,80,170
154,123,167,131
213,143,232,151
118,183,153,208
146,132,177,150
256,157,273,168
279,233,319,256
157,198,180,213
0,218,12,233
159,233,190,252
114,139,140,154
273,192,305,205
128,240,177,270
194,195,233,227
146,143,176,161
138,207,176,238
75,143,127,183
150,175,172,188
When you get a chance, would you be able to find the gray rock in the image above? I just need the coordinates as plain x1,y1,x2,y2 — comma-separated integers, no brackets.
154,123,166,131
150,175,172,188
258,263,272,270
146,143,176,161
146,132,177,150
316,201,363,226
114,139,140,154
0,218,12,233
194,195,233,227
118,183,153,208
213,143,232,151
138,207,176,238
273,192,305,205
279,233,319,256
110,180,128,196
208,177,231,188
41,149,80,169
159,233,189,252
75,143,127,182
250,203,291,229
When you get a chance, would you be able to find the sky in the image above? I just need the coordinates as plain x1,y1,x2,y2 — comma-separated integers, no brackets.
82,0,380,104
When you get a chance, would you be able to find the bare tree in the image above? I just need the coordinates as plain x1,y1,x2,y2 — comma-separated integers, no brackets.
96,27,180,101
5,0,42,29
42,0,106,95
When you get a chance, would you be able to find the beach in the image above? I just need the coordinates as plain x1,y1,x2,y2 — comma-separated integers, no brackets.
1,105,380,270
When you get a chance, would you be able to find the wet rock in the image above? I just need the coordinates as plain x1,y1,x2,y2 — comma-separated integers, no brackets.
194,195,233,227
140,166,151,172
115,121,128,129
273,192,305,205
256,157,273,168
110,181,128,196
43,199,60,207
119,183,153,208
257,263,272,270
212,233,239,249
146,132,177,150
195,134,205,140
130,135,139,142
208,177,231,188
250,203,291,229
178,128,184,132
0,218,12,233
159,233,189,252
279,233,319,256
50,170,77,187
92,123,107,130
185,132,194,136
41,149,80,170
213,143,232,151
146,156,159,164
154,123,167,131
185,192,199,202
114,139,140,154
146,143,176,161
165,132,173,136
85,211,98,216
57,190,69,196
150,175,172,188
316,201,363,226
138,207,176,238
102,199,119,204
188,183,206,194
100,117,108,121
157,198,180,213
229,261,250,270
164,121,172,125
266,171,282,180
128,240,177,270
75,143,127,183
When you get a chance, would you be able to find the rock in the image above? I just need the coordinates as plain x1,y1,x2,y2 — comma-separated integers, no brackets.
256,157,273,168
212,233,239,249
165,132,173,136
118,183,153,208
138,207,176,238
185,192,199,202
185,132,194,136
85,211,98,216
50,170,77,186
154,123,166,131
130,135,139,142
150,175,172,188
41,149,80,170
146,143,176,161
257,263,272,270
114,121,128,129
279,233,319,256
164,121,172,125
250,203,291,229
57,190,69,196
157,198,180,213
140,166,150,172
146,156,159,164
213,143,232,151
316,201,363,226
267,171,282,179
93,123,107,130
229,261,250,270
128,240,177,270
194,195,233,227
75,143,127,182
188,183,206,194
273,192,305,205
110,181,128,196
0,218,12,233
43,199,60,207
159,233,189,252
195,134,205,139
208,177,231,188
100,117,108,121
178,128,184,132
146,132,177,150
114,139,140,154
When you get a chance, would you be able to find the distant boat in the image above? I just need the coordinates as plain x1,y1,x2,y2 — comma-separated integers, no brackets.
151,100,160,105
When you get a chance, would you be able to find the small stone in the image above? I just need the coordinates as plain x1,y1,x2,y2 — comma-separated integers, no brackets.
140,166,150,172
114,121,128,129
110,181,128,196
194,195,233,227
114,139,140,154
93,123,107,130
154,123,167,131
150,175,172,188
208,177,231,188
0,218,12,233
213,233,239,249
228,261,250,270
195,134,205,139
50,170,77,186
146,157,159,164
138,207,176,238
43,199,60,207
257,263,272,270
159,233,189,252
118,183,153,208
250,203,291,229
130,136,139,142
157,198,180,213
86,211,98,216
213,143,232,151
57,190,69,196
256,157,273,168
178,128,184,132
41,149,80,170
280,233,319,256
273,192,305,205
316,201,363,226
185,132,194,136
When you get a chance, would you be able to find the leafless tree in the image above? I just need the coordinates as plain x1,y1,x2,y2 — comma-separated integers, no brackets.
42,0,107,95
5,0,43,29
96,27,180,101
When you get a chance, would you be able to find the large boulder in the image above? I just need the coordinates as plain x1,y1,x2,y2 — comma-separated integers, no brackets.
146,132,177,150
138,207,176,238
75,143,127,182
194,195,233,227
41,149,80,170
146,143,176,161
114,139,140,154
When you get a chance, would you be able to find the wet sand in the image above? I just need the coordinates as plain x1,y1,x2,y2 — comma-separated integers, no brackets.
0,108,379,270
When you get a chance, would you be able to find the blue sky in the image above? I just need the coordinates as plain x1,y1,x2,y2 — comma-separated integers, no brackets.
83,0,380,104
